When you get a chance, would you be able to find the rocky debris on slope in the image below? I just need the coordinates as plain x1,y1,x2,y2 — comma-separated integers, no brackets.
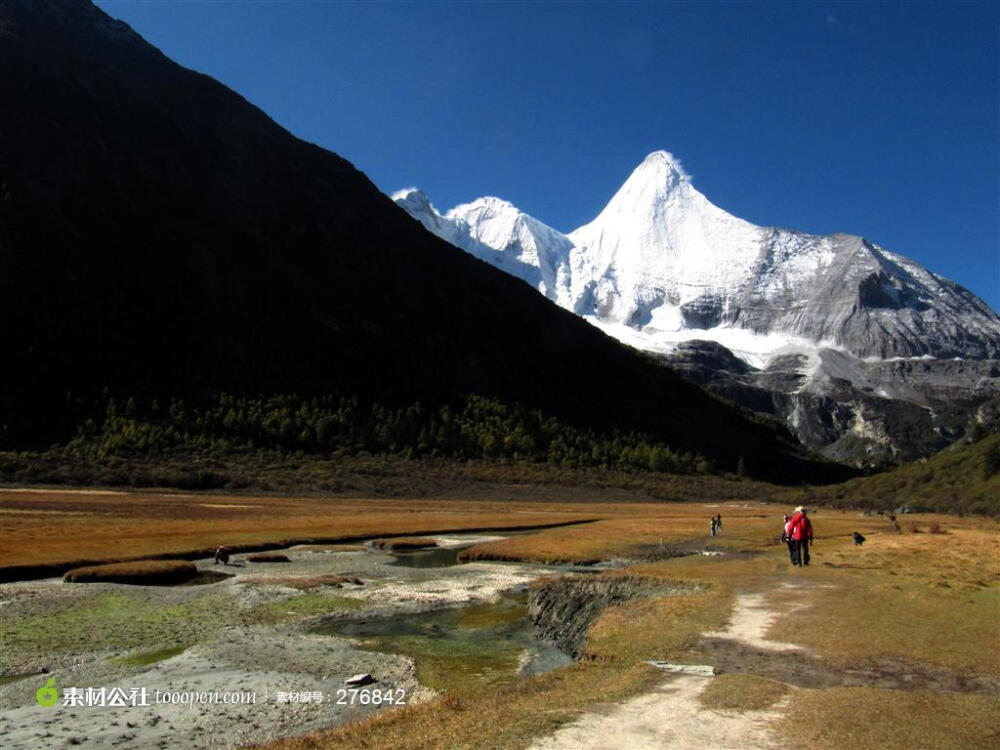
659,341,1000,465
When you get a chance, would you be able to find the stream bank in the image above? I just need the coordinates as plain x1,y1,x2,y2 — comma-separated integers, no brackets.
528,576,703,657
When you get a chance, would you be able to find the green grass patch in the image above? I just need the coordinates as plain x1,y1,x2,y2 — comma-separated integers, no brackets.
243,592,365,625
368,634,525,696
0,592,235,657
313,595,554,698
585,587,731,663
455,597,526,630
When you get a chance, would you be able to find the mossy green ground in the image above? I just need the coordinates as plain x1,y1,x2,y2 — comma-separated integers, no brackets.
244,592,364,624
1,592,234,658
115,644,188,667
1,589,365,666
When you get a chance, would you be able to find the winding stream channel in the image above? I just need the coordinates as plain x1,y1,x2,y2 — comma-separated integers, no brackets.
0,532,581,750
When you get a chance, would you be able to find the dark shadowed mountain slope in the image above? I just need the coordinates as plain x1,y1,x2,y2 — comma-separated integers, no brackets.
0,0,849,483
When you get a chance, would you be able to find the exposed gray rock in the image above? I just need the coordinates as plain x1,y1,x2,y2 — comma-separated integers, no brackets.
344,673,376,687
659,341,1000,465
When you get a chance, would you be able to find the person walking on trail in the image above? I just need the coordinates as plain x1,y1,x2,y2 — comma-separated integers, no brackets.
782,514,797,564
788,506,813,566
715,514,723,532
710,518,717,537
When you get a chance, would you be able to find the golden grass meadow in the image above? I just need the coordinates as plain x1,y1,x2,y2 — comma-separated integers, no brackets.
1,485,997,750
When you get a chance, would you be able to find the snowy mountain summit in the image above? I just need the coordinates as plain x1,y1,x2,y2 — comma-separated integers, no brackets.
396,151,1000,367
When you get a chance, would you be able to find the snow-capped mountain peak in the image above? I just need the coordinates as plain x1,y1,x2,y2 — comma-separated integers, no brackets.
391,186,433,210
391,188,449,236
446,195,517,218
391,187,578,304
568,152,763,328
394,152,1000,362
392,151,1000,463
633,149,690,187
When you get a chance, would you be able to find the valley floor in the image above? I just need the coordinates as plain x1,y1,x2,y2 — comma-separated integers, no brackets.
1,488,997,750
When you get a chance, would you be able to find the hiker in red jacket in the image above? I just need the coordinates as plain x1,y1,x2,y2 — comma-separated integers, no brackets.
788,506,813,566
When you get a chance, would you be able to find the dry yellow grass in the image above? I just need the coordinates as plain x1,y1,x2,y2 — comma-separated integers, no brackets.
773,688,1000,750
699,673,791,712
767,520,1000,677
461,501,779,563
257,506,999,750
584,587,732,663
62,559,196,584
259,662,664,750
246,553,292,563
5,488,997,750
0,489,599,572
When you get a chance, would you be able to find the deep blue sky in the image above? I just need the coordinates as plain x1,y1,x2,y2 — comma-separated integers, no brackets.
95,0,999,310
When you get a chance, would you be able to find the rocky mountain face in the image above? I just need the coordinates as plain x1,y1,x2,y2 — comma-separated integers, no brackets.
397,152,1000,464
661,341,1000,465
0,0,847,483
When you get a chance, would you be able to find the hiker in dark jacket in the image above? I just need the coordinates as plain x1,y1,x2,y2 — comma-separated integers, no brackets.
782,515,797,564
853,531,866,546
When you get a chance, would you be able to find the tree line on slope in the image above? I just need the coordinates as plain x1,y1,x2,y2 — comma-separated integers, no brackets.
58,393,721,476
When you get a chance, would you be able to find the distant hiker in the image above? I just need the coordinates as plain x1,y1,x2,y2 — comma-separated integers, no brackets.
888,513,900,532
853,531,866,546
788,506,813,566
710,518,717,537
715,514,723,531
214,546,231,565
782,514,796,564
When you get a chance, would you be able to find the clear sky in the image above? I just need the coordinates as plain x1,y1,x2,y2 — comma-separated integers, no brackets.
94,0,999,310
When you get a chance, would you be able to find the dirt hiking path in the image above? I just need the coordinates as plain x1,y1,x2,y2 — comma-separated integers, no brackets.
529,592,797,750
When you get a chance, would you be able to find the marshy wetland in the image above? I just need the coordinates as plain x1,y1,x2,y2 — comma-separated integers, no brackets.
0,530,584,749
1,489,998,750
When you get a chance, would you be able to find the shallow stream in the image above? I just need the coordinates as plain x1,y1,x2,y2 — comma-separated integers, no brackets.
0,530,576,748
386,544,469,568
312,590,572,695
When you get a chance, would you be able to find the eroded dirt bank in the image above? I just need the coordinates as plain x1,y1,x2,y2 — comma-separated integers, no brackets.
527,576,701,657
